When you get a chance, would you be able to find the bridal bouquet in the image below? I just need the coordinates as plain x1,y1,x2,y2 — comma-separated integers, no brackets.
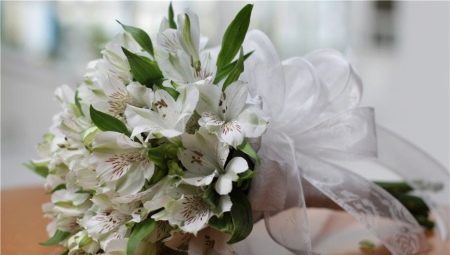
29,3,449,255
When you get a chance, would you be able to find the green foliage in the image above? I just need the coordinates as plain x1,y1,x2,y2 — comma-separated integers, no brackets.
214,51,253,84
227,190,253,243
117,20,154,56
222,48,245,90
127,218,156,255
24,161,49,178
216,4,253,74
122,47,163,86
237,142,258,162
90,106,130,136
206,189,253,244
40,230,71,246
168,2,177,29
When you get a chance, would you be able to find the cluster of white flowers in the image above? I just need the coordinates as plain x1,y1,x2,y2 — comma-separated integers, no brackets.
32,4,267,255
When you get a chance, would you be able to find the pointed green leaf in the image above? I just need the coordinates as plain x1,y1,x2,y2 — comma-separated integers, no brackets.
122,47,163,86
40,230,71,246
181,14,200,65
24,161,49,178
168,2,177,29
209,212,234,234
127,218,156,255
222,48,245,90
90,106,130,136
51,184,66,193
237,141,259,162
216,4,253,71
154,84,179,100
74,90,84,116
117,20,154,56
214,51,253,84
228,189,253,243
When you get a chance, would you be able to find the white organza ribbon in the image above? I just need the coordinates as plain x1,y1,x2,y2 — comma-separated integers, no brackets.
242,30,449,255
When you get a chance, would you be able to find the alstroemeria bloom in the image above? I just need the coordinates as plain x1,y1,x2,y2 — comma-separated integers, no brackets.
196,81,268,147
155,10,215,84
79,209,130,252
125,86,199,139
151,188,231,235
92,131,154,196
178,128,249,195
79,74,154,119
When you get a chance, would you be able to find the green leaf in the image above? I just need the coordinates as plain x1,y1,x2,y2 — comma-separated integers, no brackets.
149,166,168,185
51,184,66,193
40,230,71,246
168,2,177,29
24,161,49,178
237,142,259,162
117,20,154,56
127,218,156,255
168,160,184,177
89,105,130,136
222,48,245,90
202,184,220,213
74,90,84,116
209,212,234,234
214,51,253,84
154,84,179,100
216,4,253,71
122,47,163,86
228,189,253,243
181,14,200,66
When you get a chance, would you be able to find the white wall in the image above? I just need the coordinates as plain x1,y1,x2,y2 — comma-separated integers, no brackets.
1,1,448,188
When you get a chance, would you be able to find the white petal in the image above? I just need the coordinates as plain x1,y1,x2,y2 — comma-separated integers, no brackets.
237,106,268,138
223,81,248,120
178,149,217,175
219,121,244,148
198,112,224,133
195,84,221,115
225,157,248,176
181,171,217,187
93,131,141,151
215,174,233,195
219,195,232,213
126,81,154,108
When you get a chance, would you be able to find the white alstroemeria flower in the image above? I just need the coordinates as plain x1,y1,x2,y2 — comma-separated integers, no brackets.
50,189,92,217
125,86,199,139
156,10,215,84
152,193,210,235
67,230,101,255
79,209,130,247
88,32,142,83
92,131,154,196
79,73,154,119
179,128,249,195
196,81,268,148
164,227,234,255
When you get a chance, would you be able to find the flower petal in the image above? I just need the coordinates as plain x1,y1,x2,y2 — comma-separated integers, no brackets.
219,120,244,148
215,174,233,195
237,106,268,138
225,157,249,175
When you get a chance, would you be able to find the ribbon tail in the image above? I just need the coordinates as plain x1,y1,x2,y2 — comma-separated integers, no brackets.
375,125,450,243
299,153,429,255
262,134,315,255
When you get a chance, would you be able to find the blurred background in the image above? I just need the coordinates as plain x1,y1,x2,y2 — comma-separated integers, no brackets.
1,1,449,188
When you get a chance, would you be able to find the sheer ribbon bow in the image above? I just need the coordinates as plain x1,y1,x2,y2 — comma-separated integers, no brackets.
242,30,449,255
